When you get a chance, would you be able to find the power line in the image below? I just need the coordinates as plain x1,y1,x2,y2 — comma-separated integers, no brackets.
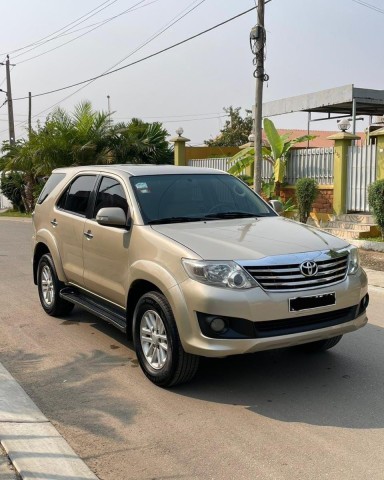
15,0,158,64
161,115,226,123
5,5,255,137
350,0,384,14
91,0,206,84
11,0,207,131
1,0,119,57
13,6,256,102
15,0,162,46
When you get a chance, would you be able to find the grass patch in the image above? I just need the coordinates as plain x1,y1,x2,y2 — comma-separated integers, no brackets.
364,237,384,243
0,210,32,218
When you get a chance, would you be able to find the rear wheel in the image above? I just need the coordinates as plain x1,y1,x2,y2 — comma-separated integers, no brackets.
297,335,343,353
37,254,74,316
133,291,199,387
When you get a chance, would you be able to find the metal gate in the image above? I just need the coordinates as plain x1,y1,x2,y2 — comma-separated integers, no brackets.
347,144,377,212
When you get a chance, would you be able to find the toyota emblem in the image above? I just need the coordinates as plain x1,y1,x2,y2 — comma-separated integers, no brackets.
300,260,318,277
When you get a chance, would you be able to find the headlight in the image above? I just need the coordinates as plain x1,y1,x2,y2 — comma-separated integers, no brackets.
347,245,359,274
182,259,258,289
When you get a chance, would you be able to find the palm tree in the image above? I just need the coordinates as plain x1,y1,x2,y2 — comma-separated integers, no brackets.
109,118,172,165
0,102,173,212
228,118,315,196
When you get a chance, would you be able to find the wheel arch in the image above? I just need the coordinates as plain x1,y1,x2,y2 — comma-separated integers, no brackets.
33,231,66,285
126,279,161,335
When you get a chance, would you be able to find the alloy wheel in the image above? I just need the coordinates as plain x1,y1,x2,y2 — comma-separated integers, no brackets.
140,309,168,369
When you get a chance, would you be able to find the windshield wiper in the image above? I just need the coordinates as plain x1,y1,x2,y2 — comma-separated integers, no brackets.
148,216,205,225
203,211,263,219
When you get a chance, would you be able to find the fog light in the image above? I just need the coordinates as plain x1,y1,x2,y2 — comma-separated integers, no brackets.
209,317,227,333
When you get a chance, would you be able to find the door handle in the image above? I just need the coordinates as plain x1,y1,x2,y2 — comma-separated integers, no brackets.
50,219,58,227
83,230,94,240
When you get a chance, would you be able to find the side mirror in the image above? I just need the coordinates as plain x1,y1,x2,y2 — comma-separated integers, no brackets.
96,207,128,227
269,200,283,214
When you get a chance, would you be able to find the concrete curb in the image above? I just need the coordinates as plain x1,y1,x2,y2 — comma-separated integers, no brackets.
0,364,98,480
350,238,384,252
0,218,32,223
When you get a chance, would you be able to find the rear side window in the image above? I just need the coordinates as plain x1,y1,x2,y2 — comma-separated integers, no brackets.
37,173,66,204
57,175,97,216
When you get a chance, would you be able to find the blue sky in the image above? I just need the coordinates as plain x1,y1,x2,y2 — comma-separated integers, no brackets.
0,0,382,145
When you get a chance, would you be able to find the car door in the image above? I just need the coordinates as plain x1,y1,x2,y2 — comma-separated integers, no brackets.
82,175,131,307
53,174,97,287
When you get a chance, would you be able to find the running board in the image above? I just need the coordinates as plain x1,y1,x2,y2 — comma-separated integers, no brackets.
60,287,127,332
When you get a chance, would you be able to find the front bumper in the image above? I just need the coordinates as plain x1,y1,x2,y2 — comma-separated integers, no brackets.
166,267,368,357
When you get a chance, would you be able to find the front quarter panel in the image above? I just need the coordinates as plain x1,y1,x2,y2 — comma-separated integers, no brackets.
34,228,67,283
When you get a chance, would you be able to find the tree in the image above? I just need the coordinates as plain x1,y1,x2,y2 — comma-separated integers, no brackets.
204,106,253,147
228,118,315,195
0,171,25,212
0,102,173,212
110,118,173,164
0,140,37,213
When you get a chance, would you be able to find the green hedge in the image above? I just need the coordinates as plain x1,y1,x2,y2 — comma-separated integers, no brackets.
296,178,319,224
368,179,384,239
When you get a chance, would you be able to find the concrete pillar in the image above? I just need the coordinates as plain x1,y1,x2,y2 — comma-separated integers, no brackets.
327,132,360,215
369,127,384,180
169,134,190,167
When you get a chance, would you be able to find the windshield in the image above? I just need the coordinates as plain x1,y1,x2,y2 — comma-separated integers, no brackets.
130,174,276,224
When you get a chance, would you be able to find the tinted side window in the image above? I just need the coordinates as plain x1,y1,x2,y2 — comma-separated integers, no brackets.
37,173,66,204
57,175,97,215
93,176,128,217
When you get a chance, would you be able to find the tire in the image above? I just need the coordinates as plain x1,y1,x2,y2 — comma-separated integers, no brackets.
133,291,199,387
37,253,74,316
297,335,343,353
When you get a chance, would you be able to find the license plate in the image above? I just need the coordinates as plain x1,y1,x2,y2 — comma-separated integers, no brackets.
289,292,336,312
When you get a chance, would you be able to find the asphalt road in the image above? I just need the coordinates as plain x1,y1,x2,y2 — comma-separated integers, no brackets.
1,219,384,480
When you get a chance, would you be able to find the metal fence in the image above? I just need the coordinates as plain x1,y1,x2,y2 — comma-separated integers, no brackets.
286,148,334,185
347,144,377,212
189,148,334,186
188,157,248,176
188,158,230,171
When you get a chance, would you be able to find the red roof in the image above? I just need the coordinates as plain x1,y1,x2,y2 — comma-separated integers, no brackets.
263,129,365,148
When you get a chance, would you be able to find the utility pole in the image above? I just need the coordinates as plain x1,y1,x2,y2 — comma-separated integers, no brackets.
28,92,32,137
107,95,111,128
2,55,16,145
250,0,268,194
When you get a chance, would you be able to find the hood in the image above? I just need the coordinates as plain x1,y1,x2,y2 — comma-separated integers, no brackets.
151,217,349,260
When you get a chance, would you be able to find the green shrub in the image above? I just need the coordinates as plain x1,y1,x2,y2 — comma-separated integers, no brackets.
368,179,384,239
0,172,25,212
296,178,319,224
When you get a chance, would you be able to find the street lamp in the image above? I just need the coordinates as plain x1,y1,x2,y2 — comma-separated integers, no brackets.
337,118,351,132
176,127,184,137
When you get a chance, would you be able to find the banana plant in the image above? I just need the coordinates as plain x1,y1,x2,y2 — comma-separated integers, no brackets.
228,118,315,196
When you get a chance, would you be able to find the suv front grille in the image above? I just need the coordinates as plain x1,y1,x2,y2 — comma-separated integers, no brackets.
242,251,349,292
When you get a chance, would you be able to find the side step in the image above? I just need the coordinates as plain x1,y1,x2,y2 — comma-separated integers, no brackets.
60,287,127,332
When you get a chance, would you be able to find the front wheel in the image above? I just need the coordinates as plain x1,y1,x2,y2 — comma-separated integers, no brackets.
37,254,74,316
297,335,343,353
133,291,199,387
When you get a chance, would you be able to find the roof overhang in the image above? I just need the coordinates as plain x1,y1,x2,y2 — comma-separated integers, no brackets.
262,85,384,118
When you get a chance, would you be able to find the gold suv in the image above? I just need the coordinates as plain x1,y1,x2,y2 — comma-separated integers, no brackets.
32,165,369,386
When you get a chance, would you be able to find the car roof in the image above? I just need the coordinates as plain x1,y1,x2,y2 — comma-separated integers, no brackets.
52,164,229,176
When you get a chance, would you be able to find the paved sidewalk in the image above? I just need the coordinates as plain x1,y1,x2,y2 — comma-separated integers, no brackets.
0,364,98,480
0,444,20,480
0,268,383,480
364,268,384,289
